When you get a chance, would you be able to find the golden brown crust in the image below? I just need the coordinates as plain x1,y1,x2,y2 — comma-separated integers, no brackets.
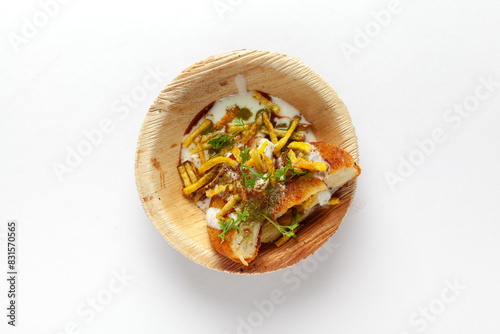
207,195,261,265
311,142,357,171
207,226,261,265
205,142,360,265
272,177,326,218
207,226,235,261
272,142,360,218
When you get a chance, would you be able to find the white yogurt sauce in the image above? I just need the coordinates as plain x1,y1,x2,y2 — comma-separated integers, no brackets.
272,96,310,126
202,90,317,140
253,174,269,191
308,146,328,165
206,207,221,229
181,145,201,166
205,92,262,125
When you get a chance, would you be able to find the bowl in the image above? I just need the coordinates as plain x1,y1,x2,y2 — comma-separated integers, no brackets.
135,49,359,274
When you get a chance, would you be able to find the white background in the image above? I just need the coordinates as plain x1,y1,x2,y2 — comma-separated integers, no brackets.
1,0,499,333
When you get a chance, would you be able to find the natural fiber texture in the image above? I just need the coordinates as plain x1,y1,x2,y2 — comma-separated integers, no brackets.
135,49,359,274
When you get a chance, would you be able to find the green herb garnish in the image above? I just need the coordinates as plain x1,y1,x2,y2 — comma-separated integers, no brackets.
261,213,299,238
207,118,246,149
272,158,305,182
239,146,272,188
218,209,249,243
239,148,305,188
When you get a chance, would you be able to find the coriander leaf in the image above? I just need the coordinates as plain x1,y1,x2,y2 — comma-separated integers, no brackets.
218,209,249,243
241,165,271,188
207,118,246,150
241,168,256,188
272,157,305,182
234,117,246,130
239,146,272,188
208,134,233,149
261,214,300,239
239,146,255,188
272,167,287,182
240,146,251,162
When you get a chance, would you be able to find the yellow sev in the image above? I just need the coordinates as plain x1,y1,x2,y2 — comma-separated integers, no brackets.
183,119,212,148
231,146,242,163
274,119,300,154
293,157,328,172
215,106,239,130
260,128,306,142
262,154,276,185
287,141,312,154
197,142,206,164
287,150,303,174
231,141,267,168
216,194,241,218
241,115,262,145
182,170,216,195
177,165,191,187
262,112,278,144
252,91,280,114
249,149,266,174
287,150,298,164
206,184,228,197
184,161,199,183
257,140,268,154
198,157,236,174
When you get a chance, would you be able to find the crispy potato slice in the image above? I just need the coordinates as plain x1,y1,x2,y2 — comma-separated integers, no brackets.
207,195,262,266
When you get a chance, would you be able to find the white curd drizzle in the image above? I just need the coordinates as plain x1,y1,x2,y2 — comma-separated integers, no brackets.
206,207,221,229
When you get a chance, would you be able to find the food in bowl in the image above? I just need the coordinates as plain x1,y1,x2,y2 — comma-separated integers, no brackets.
177,75,360,265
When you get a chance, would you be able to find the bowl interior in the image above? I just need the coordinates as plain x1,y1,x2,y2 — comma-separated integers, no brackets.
135,49,359,274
